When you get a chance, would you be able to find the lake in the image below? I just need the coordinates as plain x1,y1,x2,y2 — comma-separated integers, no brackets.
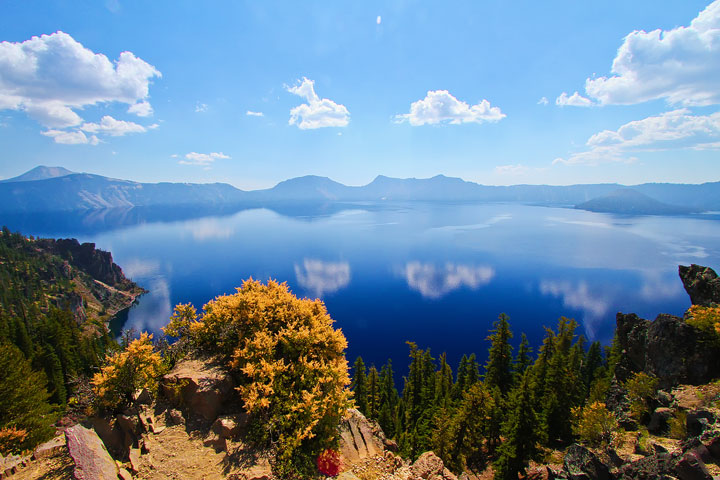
5,202,720,376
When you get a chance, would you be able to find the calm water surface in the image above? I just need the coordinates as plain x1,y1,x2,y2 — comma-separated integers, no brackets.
7,202,720,374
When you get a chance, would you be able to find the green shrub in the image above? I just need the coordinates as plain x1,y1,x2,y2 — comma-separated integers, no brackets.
571,402,617,447
668,410,687,440
625,372,659,421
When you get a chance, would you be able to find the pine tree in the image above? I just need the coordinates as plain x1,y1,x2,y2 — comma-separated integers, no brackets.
352,356,368,415
448,383,494,472
378,359,399,438
0,344,57,453
485,313,514,396
514,333,532,378
367,365,380,420
493,372,544,480
582,341,604,398
435,352,454,409
453,354,470,400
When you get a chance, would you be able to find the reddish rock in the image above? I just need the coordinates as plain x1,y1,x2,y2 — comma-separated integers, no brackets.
65,424,118,480
161,357,234,421
33,434,66,459
211,413,247,439
338,408,385,465
410,451,457,480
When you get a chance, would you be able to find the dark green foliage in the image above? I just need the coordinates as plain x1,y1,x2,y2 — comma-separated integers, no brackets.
514,333,532,378
447,383,495,472
582,341,605,399
352,356,368,415
493,372,544,480
400,342,436,459
0,344,58,453
0,229,116,407
367,365,380,420
378,359,399,438
485,313,514,395
435,353,453,409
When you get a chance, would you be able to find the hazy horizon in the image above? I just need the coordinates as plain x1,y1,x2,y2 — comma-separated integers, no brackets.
3,165,720,190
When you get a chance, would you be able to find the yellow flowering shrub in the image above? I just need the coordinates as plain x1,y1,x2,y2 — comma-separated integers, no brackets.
168,279,352,475
686,305,720,345
92,333,166,411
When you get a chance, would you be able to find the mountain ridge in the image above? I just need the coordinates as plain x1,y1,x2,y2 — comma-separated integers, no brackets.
1,165,719,214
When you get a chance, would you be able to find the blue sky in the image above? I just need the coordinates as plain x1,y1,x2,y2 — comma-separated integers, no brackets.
1,0,718,189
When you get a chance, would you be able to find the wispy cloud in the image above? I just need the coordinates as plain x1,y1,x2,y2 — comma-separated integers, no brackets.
246,110,264,117
554,109,720,166
178,151,231,166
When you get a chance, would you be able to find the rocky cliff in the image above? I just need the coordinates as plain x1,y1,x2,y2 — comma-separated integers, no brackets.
612,265,720,390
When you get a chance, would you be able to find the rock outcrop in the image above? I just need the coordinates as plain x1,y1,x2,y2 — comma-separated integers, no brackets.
338,408,387,466
64,424,118,480
679,264,720,307
562,444,612,480
161,357,235,422
614,312,720,389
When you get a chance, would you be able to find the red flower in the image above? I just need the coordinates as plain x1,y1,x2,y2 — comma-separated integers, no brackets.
317,448,342,476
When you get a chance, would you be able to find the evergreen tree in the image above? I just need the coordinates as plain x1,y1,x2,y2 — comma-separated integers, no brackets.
514,333,532,378
452,354,470,400
435,352,454,409
352,356,368,415
400,342,435,459
0,344,57,453
378,359,399,438
485,313,514,396
493,372,544,480
367,365,380,420
466,353,480,385
582,341,604,398
539,317,583,444
447,383,494,472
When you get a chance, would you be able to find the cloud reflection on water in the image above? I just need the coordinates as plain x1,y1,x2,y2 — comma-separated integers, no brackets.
294,259,351,298
402,262,495,299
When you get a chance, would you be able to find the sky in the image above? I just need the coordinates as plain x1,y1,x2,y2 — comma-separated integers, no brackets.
0,0,719,189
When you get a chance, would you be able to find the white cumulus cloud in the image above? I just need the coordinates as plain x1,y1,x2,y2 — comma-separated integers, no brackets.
538,97,549,106
127,100,153,117
401,262,495,300
294,259,351,298
246,110,264,117
555,91,594,107
81,115,147,136
41,129,99,145
555,109,720,166
178,151,231,166
0,31,161,127
396,90,505,126
286,77,350,129
585,1,720,106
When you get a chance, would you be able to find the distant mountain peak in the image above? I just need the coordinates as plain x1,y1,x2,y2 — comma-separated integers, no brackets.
1,165,75,183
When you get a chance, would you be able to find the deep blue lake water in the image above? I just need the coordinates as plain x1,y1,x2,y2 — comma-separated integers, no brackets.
5,202,720,376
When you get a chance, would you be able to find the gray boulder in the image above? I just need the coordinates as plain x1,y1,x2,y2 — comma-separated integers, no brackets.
678,265,720,307
563,444,612,480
